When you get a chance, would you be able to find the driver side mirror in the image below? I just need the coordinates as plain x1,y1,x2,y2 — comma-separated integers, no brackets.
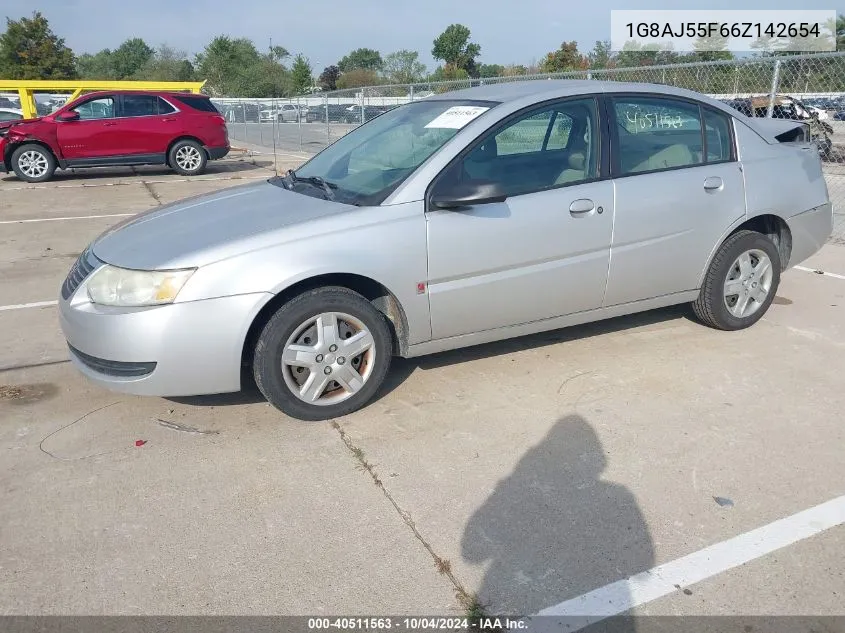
56,111,80,122
430,180,508,210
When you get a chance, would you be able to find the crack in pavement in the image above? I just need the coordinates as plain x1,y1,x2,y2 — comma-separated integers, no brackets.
329,420,485,616
130,167,162,205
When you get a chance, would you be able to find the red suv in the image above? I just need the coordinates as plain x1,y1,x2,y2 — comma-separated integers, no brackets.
0,91,230,183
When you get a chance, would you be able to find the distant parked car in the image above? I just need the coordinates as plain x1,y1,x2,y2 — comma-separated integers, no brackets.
342,105,394,123
225,103,261,123
259,104,306,123
58,80,832,420
306,104,356,123
0,91,230,182
0,107,23,122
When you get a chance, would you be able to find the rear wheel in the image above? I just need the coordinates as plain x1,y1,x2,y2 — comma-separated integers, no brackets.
168,140,207,176
11,144,57,183
692,230,781,330
253,287,393,421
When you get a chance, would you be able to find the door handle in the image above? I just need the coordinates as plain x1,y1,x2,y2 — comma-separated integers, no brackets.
704,176,723,191
569,199,595,217
163,118,177,122
103,122,117,127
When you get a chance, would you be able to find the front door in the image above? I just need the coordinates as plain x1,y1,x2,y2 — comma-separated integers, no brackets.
425,97,614,340
55,95,121,160
603,95,747,306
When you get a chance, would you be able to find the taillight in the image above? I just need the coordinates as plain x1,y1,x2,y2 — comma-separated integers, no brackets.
212,115,225,125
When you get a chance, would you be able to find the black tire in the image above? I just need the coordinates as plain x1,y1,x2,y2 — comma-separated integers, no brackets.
11,143,57,183
692,230,781,331
253,287,393,421
168,139,207,176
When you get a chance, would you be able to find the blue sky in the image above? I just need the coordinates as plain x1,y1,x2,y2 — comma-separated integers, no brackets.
5,0,844,72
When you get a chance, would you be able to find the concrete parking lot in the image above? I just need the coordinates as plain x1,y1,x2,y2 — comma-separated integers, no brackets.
0,153,844,625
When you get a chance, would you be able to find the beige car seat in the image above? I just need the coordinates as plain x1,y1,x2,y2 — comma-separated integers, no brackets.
631,144,694,173
555,152,587,185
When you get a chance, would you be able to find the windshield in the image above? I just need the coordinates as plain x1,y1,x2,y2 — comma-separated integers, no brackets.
274,99,498,206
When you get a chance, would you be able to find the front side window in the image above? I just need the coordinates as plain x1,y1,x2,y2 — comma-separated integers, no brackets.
613,97,705,175
285,99,498,206
435,97,599,198
72,97,115,120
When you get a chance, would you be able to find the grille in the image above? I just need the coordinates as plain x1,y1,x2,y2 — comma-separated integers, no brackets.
68,345,156,378
61,248,98,300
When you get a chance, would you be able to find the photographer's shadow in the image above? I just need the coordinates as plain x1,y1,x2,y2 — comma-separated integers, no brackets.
461,414,654,631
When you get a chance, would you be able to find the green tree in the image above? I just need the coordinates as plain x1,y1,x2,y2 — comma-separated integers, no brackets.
431,24,481,75
336,68,380,89
615,41,679,67
268,45,290,63
540,41,586,73
319,65,340,90
337,47,382,72
291,54,312,93
587,40,615,69
111,37,154,78
382,49,426,84
478,63,504,78
429,65,469,81
687,29,734,62
502,64,529,77
77,49,118,79
134,44,195,81
195,36,262,96
0,11,76,79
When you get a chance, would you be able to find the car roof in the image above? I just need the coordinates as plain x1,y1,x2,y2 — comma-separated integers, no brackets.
74,90,209,99
428,79,733,108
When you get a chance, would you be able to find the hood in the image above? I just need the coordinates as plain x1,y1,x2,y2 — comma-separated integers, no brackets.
4,117,44,131
92,179,350,269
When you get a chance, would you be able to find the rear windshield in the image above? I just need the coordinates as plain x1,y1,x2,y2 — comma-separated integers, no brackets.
173,96,220,113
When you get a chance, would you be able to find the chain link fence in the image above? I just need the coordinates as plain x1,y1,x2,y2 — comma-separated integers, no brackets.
216,52,845,243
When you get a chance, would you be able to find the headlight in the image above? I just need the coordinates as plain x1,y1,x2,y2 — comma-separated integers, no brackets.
86,265,195,307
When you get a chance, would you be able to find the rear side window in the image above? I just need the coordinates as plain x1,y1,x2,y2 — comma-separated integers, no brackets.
121,95,176,117
173,96,220,113
703,109,733,163
613,96,704,175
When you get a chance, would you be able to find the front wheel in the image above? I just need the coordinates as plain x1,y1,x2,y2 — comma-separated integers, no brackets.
692,230,781,331
168,140,207,176
11,144,57,183
253,287,393,421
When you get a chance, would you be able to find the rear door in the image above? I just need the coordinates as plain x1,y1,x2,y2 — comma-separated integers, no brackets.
113,95,182,159
603,94,746,306
55,95,120,160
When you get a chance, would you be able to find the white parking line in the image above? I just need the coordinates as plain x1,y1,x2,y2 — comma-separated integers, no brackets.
0,300,58,312
795,265,845,280
536,494,845,626
0,173,272,192
0,213,135,225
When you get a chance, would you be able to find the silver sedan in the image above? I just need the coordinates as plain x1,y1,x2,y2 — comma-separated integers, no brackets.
59,80,833,420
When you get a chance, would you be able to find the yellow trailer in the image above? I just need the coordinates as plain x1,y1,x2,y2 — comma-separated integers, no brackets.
0,80,206,119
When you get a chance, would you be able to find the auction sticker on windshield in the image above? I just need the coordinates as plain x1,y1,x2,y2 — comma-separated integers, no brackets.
425,106,489,129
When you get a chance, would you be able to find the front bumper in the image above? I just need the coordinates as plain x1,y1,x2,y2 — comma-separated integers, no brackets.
59,272,270,396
